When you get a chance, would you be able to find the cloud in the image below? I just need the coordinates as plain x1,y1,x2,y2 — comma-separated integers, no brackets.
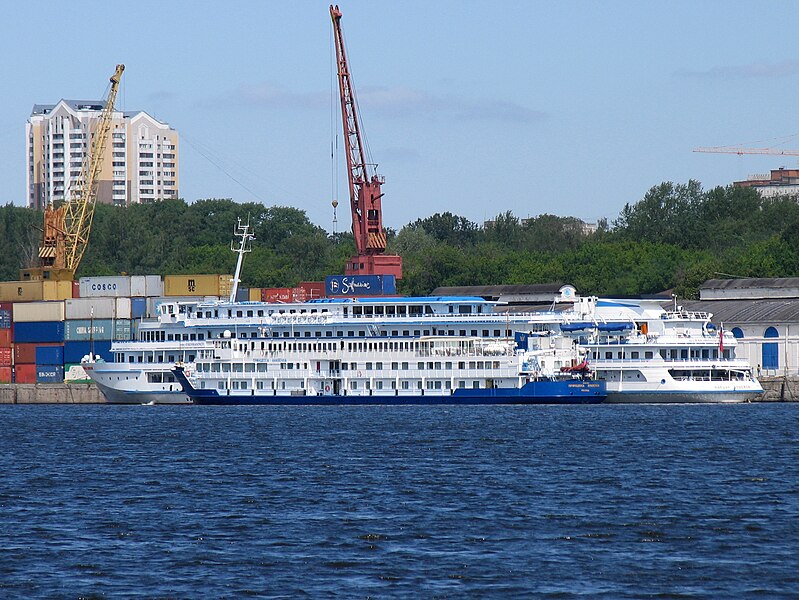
675,60,799,80
202,82,545,124
358,85,547,123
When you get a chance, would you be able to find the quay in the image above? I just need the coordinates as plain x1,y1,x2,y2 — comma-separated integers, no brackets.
0,383,103,404
0,380,797,404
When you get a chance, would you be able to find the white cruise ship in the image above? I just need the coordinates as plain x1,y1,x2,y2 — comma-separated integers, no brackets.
82,222,762,404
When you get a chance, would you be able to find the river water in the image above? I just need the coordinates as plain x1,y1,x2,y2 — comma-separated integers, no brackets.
1,403,797,598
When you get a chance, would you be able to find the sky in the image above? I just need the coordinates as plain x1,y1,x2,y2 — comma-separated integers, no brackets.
2,0,799,233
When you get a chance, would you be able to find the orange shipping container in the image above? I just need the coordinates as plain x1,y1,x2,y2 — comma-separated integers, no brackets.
13,342,61,365
0,329,11,348
0,366,11,383
0,347,11,367
163,274,233,298
14,364,36,384
261,288,292,302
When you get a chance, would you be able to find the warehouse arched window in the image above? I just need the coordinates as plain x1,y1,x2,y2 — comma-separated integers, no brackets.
762,327,779,370
731,327,744,338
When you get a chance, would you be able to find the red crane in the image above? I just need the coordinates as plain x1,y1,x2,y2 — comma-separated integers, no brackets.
330,4,403,279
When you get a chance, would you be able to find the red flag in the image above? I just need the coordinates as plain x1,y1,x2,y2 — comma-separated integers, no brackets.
719,328,724,353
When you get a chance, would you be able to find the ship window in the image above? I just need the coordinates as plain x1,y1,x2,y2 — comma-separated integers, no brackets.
414,330,420,336
245,364,255,373
482,330,489,337
645,351,653,359
418,362,424,369
391,362,398,369
376,362,383,370
402,362,408,370
402,381,409,389
351,381,358,390
366,362,373,370
247,311,253,317
257,381,264,389
445,362,452,369
434,362,441,369
473,381,479,389
222,363,231,372
232,381,239,390
631,351,639,359
459,381,465,388
211,364,220,372
128,356,134,363
241,381,248,390
605,352,612,359
398,306,406,316
435,381,442,389
218,382,225,390
493,330,500,337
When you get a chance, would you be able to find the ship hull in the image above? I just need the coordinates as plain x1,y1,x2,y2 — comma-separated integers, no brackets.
173,369,606,406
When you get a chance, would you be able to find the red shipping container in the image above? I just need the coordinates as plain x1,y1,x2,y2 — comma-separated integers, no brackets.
291,287,307,302
0,366,11,383
299,281,325,299
13,342,61,365
72,281,80,298
0,347,11,367
261,288,292,303
0,329,11,348
14,364,36,384
0,301,12,311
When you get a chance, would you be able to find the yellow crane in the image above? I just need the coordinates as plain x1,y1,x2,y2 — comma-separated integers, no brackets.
23,64,125,281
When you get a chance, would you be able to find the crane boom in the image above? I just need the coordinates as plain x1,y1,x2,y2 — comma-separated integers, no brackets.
27,64,124,281
330,5,402,279
694,146,799,156
63,64,125,273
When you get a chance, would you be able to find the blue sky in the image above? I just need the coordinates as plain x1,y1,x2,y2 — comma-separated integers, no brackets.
2,1,798,232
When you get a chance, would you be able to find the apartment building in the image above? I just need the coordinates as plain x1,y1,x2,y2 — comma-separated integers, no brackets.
26,99,179,209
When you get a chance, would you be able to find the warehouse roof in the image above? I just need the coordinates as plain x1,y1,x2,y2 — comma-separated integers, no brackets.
702,278,799,290
682,298,799,324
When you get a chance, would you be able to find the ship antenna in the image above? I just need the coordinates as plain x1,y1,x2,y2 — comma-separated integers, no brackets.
229,217,255,303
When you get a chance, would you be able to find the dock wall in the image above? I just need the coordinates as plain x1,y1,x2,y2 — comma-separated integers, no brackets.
0,383,103,404
0,380,796,403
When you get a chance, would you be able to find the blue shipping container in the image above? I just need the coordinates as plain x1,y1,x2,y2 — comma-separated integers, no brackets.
325,275,397,297
0,309,11,329
64,340,113,364
131,297,147,319
35,345,64,365
13,321,65,343
36,365,65,383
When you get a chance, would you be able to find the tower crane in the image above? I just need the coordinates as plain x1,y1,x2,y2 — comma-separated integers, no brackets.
23,64,125,281
330,5,402,279
694,145,799,156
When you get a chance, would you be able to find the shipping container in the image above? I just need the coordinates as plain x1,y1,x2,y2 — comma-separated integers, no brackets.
64,319,115,341
0,366,11,383
35,345,64,366
262,288,292,303
14,342,61,364
65,297,116,320
114,319,133,341
145,275,163,297
42,280,73,301
291,287,307,302
248,288,262,302
130,275,146,298
13,364,36,384
64,363,92,382
115,297,131,320
235,287,249,303
0,308,11,328
0,347,11,367
13,301,65,323
13,321,65,343
163,274,232,297
0,329,11,348
299,281,326,300
79,276,132,298
325,275,397,297
36,365,65,383
64,340,113,364
72,280,80,298
0,281,44,303
131,297,147,319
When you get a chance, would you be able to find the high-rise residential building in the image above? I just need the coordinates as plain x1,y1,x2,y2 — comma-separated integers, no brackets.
26,99,179,209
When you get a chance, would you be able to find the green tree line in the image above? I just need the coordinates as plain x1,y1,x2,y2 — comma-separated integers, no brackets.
1,181,797,299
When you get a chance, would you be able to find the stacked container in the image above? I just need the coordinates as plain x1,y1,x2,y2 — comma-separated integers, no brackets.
0,301,11,383
12,301,66,383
